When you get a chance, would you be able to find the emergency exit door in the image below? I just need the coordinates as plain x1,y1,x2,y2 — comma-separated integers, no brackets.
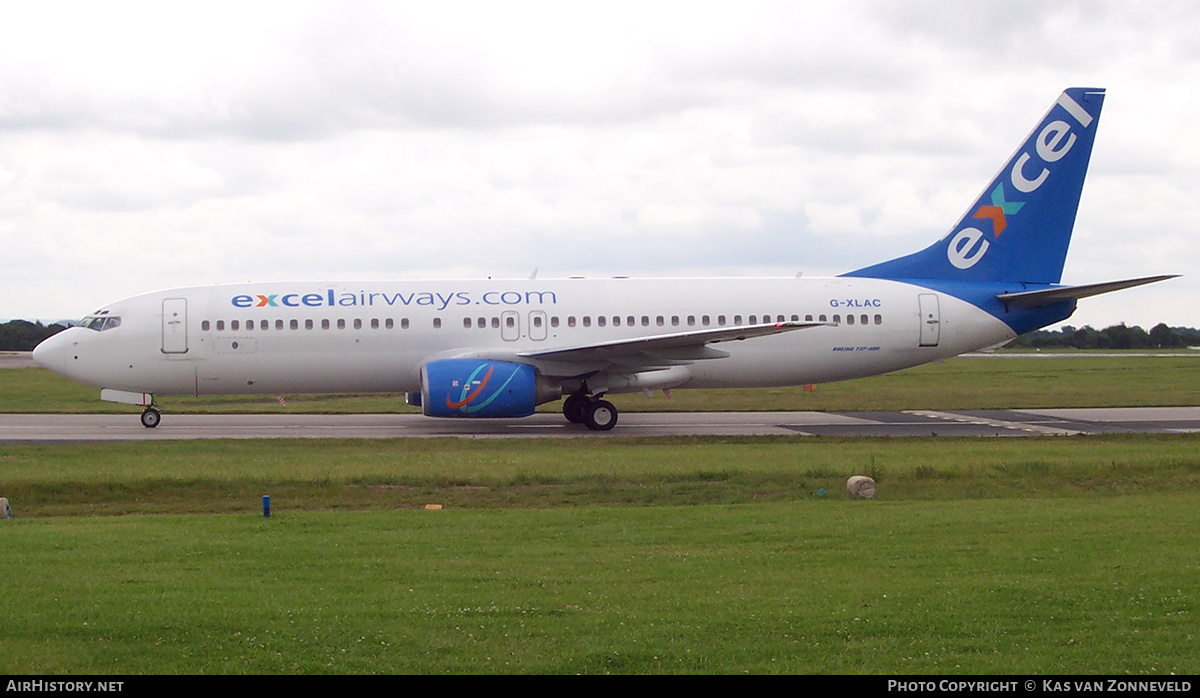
918,293,940,347
162,298,188,354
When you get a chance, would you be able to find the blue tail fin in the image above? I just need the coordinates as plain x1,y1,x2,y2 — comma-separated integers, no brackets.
843,87,1105,285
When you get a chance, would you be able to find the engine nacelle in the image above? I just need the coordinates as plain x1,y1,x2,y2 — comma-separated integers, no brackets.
421,359,560,418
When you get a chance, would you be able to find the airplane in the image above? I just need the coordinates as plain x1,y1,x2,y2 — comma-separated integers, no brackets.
32,87,1176,431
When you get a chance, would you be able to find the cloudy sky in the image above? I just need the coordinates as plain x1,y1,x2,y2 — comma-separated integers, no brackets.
2,0,1197,330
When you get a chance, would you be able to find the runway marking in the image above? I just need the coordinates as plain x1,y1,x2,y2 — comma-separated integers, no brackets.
904,410,1081,436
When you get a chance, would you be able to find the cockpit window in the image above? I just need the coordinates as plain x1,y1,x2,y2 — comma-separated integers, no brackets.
80,315,121,331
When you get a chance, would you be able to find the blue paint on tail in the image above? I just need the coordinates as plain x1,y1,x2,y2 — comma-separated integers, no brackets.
844,88,1104,286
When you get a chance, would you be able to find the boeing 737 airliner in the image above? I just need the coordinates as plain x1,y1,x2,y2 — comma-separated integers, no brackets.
33,88,1175,430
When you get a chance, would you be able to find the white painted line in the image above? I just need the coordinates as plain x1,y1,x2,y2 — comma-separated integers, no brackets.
905,410,1080,436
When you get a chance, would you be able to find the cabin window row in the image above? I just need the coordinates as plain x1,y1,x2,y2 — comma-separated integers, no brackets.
515,313,885,328
202,313,885,333
833,314,884,326
202,318,407,332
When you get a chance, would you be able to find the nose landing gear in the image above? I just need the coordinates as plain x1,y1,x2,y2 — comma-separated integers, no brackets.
140,407,162,428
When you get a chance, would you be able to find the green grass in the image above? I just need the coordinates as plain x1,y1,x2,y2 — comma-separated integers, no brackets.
3,352,1199,674
3,353,1199,414
2,435,1199,673
2,494,1197,674
4,434,1199,516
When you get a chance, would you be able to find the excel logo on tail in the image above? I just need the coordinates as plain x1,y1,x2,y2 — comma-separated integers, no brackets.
946,91,1094,270
947,183,1025,270
973,184,1024,237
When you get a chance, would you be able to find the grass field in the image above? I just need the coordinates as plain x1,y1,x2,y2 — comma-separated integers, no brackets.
2,434,1200,673
2,355,1198,674
3,493,1197,674
2,353,1199,414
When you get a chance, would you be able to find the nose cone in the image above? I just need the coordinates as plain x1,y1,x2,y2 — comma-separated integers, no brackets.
32,329,75,376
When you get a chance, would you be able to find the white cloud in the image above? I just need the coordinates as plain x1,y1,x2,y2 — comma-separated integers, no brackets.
1,0,1197,331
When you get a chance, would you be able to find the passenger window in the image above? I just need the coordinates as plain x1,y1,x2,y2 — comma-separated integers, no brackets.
322,319,330,330
275,319,284,330
290,319,299,330
231,320,240,331
533,316,543,328
626,316,635,326
671,316,679,326
401,318,410,329
386,318,394,329
506,316,515,328
260,320,268,330
354,319,362,330
202,320,211,331
433,318,442,329
687,315,696,326
702,315,710,326
875,314,882,325
464,318,472,328
656,316,664,327
819,314,827,322
216,320,225,331
833,315,841,325
805,315,812,322
337,319,346,330
583,316,591,327
641,316,650,327
613,316,621,327
477,317,485,328
748,315,756,324
550,317,559,328
372,318,380,329
490,317,499,329
597,316,606,327
847,315,855,325
567,316,576,328
861,314,868,325
717,315,726,326
305,319,314,330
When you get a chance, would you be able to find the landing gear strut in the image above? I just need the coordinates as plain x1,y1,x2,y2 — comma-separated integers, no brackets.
562,392,618,431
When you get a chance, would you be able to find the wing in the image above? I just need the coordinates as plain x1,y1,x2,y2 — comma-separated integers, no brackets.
517,321,827,377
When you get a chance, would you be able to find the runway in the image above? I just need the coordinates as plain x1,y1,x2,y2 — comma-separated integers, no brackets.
2,407,1199,442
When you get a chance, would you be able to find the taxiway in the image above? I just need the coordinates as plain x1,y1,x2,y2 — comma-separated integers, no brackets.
1,407,1198,442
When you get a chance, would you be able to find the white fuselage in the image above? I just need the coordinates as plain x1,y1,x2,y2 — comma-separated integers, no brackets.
33,276,1015,398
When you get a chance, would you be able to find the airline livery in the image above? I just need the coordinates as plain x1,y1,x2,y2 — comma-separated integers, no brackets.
32,88,1175,430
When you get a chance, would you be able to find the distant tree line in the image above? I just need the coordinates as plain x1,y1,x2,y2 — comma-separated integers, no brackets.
1007,323,1200,349
0,320,69,351
2,318,1198,352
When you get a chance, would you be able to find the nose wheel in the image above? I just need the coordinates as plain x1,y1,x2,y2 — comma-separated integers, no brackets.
140,407,161,429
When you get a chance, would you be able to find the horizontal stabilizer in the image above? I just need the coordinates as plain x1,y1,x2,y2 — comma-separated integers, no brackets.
995,275,1179,307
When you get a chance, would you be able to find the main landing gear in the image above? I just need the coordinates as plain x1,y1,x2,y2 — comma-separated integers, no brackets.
562,392,618,431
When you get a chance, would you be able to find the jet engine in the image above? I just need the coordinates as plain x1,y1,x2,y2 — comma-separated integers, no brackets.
420,359,561,418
